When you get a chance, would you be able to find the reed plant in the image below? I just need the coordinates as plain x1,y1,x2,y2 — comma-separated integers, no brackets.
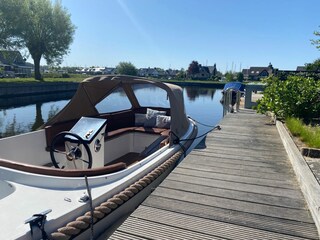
286,117,320,148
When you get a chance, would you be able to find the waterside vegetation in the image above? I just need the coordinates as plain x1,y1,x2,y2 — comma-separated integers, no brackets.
0,72,227,86
257,75,320,148
257,76,320,121
286,118,320,148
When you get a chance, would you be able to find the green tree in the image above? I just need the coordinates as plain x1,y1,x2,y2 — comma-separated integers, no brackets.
0,0,76,80
305,58,320,71
116,62,138,76
236,72,244,82
176,68,186,79
224,71,234,82
311,26,320,50
187,60,200,75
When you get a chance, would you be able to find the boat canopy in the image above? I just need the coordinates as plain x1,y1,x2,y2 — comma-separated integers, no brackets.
45,75,190,140
222,82,245,92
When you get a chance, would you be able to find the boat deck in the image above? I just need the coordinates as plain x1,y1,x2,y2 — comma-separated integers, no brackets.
109,109,318,239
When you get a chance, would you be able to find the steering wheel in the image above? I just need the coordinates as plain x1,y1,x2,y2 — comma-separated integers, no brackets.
50,131,92,169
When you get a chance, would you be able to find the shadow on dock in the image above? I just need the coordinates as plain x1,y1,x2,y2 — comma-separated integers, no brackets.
108,109,319,240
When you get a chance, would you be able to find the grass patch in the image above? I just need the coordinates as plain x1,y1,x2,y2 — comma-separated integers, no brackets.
286,117,320,148
0,74,86,83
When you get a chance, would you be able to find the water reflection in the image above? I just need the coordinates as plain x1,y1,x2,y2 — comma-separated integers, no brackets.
186,88,216,101
0,92,73,137
0,91,75,109
0,86,223,139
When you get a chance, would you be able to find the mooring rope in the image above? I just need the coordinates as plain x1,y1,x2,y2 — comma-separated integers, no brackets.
50,150,183,240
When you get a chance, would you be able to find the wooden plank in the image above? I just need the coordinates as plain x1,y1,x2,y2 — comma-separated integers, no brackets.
113,206,312,240
141,196,317,239
112,217,225,240
166,172,302,199
180,158,294,176
150,187,311,222
180,154,294,173
159,179,306,209
172,167,296,189
109,110,319,240
188,150,291,164
179,162,293,181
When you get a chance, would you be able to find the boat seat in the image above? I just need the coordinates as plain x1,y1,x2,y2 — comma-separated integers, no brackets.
44,119,77,150
105,126,170,140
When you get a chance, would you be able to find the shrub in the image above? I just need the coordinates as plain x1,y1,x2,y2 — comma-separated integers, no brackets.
257,76,320,122
61,73,70,78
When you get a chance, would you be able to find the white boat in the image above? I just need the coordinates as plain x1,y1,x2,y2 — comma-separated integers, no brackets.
0,75,198,240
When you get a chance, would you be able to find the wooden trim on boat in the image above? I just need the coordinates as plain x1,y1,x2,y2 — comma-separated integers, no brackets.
0,158,126,177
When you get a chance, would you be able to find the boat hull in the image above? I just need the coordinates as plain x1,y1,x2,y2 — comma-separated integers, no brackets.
76,156,178,239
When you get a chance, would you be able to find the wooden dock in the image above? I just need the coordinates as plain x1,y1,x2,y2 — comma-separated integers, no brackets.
109,109,318,240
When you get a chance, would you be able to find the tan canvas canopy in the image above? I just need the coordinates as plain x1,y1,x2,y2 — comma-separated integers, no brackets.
45,75,190,140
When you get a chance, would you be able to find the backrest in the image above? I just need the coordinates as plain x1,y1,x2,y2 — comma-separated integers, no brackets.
44,119,77,150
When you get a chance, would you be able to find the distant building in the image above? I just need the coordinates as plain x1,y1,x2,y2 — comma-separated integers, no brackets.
207,64,217,76
189,64,211,80
138,67,160,78
102,67,116,75
0,50,32,77
242,63,275,81
296,66,306,72
166,69,179,78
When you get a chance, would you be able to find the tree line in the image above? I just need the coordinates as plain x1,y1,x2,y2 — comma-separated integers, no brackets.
1,1,320,82
0,0,75,80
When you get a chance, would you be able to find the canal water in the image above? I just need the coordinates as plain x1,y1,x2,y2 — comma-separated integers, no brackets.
0,86,224,139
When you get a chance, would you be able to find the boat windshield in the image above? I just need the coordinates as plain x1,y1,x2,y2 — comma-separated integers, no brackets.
95,86,132,113
133,84,170,108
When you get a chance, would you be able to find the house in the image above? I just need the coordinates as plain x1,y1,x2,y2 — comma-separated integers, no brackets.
138,67,160,78
166,69,179,79
296,66,306,72
0,50,32,77
90,67,106,75
242,63,275,81
102,67,117,75
189,64,211,80
207,64,217,76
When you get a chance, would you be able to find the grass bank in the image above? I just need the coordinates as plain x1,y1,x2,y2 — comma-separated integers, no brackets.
0,74,86,83
0,76,224,84
286,117,320,148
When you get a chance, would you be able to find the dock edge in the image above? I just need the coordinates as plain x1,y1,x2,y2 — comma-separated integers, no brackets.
277,120,320,236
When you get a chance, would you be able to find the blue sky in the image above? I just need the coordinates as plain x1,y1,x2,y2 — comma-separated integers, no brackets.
58,0,320,72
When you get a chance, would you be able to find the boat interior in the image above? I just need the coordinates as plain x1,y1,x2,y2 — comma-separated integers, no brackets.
0,75,195,178
0,107,173,177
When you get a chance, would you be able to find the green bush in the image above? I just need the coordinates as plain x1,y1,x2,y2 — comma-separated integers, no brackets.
257,76,320,122
61,73,70,78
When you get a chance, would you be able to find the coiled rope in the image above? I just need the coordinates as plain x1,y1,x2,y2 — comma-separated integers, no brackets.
50,150,183,240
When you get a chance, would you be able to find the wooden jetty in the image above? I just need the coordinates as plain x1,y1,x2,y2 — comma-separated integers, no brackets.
109,109,318,240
